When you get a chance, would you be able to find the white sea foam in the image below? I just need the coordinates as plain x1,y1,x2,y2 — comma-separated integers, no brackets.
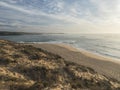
0,34,120,60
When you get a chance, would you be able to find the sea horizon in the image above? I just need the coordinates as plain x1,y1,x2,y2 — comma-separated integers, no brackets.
0,33,120,60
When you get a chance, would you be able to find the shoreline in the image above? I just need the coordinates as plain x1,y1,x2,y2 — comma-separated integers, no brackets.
25,42,120,64
1,39,120,89
57,43,120,64
26,43,120,81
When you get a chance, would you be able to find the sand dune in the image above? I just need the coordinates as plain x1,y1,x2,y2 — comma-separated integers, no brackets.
32,43,120,81
0,40,120,90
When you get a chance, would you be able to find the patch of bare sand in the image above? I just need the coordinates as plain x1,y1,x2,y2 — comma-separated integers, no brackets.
31,43,120,81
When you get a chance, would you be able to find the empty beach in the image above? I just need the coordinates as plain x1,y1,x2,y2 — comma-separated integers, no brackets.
0,40,120,89
31,43,120,81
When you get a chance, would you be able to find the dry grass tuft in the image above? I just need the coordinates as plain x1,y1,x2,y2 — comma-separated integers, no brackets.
0,40,120,90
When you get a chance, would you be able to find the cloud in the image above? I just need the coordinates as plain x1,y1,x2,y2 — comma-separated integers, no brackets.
90,0,120,23
0,1,92,25
0,0,120,33
0,1,33,14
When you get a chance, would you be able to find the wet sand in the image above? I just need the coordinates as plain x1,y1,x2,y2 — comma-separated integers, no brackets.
30,43,120,81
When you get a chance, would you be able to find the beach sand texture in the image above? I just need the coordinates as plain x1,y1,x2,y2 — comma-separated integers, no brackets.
0,40,120,89
32,43,120,81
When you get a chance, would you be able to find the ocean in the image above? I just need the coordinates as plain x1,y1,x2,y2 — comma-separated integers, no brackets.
0,33,120,60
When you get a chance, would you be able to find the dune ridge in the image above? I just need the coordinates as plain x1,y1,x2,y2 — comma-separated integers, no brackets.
0,40,120,90
32,43,120,81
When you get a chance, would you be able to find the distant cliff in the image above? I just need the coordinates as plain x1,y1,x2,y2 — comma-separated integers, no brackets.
0,40,120,90
0,31,64,36
0,31,28,35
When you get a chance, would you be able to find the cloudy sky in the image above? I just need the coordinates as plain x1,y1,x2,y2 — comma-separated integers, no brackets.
0,0,120,33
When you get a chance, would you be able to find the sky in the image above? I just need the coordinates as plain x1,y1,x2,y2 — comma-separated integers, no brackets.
0,0,120,33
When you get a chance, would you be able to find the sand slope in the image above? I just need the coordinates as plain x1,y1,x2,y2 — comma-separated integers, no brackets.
0,40,120,90
32,43,120,82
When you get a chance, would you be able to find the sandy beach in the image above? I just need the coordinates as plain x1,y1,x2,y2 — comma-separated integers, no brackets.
31,43,120,81
1,40,120,89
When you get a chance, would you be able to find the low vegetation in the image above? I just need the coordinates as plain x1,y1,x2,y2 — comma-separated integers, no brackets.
0,40,120,90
